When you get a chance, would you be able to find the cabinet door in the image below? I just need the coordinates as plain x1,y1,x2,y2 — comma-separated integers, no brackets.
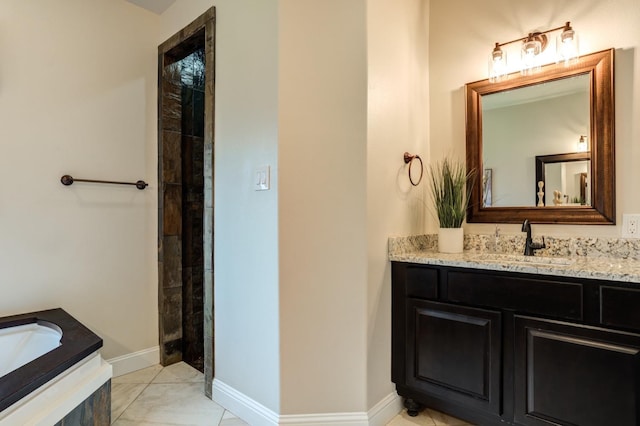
514,316,640,426
406,299,502,415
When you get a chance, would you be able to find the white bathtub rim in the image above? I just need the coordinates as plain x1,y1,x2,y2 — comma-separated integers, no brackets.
0,351,112,426
0,322,62,378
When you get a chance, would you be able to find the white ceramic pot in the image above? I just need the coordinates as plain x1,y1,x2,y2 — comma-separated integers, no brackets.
438,227,464,253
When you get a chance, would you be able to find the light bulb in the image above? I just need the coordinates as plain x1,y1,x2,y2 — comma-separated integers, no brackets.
577,135,588,152
489,43,508,82
557,23,579,66
521,37,542,75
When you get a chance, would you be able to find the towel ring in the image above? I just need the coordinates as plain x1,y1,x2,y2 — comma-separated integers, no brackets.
403,152,423,186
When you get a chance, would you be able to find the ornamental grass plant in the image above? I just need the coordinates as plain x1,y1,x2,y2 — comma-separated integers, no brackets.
429,157,475,228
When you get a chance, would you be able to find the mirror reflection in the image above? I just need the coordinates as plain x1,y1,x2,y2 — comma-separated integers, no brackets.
481,74,590,207
534,152,591,207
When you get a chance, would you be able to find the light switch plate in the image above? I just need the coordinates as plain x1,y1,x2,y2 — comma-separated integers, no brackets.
255,166,270,191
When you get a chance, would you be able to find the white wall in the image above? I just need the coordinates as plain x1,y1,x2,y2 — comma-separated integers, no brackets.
279,0,369,414
210,0,281,412
0,0,159,359
429,0,640,236
159,0,210,42
366,0,430,407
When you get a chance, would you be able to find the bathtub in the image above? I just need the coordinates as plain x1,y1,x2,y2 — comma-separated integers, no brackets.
0,321,62,378
0,308,112,425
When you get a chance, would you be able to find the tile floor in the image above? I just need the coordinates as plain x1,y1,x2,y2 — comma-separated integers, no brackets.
386,409,472,426
111,362,246,425
111,362,472,425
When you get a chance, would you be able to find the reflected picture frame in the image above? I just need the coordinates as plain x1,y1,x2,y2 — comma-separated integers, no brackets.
483,169,493,207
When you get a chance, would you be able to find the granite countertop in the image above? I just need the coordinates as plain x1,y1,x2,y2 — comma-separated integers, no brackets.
389,234,640,284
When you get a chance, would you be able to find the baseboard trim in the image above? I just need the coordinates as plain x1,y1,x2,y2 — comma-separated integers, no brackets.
212,379,402,426
279,393,401,426
212,379,279,426
367,392,403,426
279,412,368,425
105,346,159,377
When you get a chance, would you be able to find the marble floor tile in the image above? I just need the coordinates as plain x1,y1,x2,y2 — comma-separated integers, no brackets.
112,420,185,425
219,410,250,426
151,362,204,383
109,363,470,426
113,364,163,385
386,409,474,426
117,382,225,425
426,408,473,426
111,383,148,421
387,410,437,426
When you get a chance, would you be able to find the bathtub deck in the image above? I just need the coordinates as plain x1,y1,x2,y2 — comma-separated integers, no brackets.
0,308,103,412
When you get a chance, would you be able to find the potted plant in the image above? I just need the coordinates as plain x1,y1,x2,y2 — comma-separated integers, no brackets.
429,157,475,253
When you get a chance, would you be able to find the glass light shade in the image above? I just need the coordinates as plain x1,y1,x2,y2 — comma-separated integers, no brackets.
521,38,542,75
557,27,579,66
489,45,508,83
577,135,588,152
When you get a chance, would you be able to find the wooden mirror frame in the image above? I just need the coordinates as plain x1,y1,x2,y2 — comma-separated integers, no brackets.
465,48,615,224
535,152,591,206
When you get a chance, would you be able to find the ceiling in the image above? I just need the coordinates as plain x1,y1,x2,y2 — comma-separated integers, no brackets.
125,0,176,15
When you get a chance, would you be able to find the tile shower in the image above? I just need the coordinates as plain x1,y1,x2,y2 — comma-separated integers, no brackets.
158,40,206,372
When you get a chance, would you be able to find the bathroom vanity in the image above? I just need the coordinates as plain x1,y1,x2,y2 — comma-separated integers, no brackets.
391,251,640,426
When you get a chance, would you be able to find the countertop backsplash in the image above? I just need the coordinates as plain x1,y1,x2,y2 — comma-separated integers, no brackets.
389,233,640,261
389,233,640,283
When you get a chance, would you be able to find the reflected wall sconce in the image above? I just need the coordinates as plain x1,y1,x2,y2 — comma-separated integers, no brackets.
577,135,588,152
489,21,579,82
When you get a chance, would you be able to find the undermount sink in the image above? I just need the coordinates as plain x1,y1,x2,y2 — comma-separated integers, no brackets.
473,253,575,267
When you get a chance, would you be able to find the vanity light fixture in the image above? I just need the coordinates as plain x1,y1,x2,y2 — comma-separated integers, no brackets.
557,22,579,66
520,33,544,75
489,21,578,82
577,135,588,152
489,43,509,82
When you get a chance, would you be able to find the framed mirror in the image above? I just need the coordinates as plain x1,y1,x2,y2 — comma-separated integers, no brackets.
465,48,615,224
535,152,591,207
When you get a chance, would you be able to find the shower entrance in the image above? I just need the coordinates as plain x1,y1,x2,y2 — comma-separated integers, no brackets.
157,8,215,397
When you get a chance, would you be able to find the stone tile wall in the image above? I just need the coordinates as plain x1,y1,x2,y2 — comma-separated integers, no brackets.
157,9,215,394
158,48,206,369
181,50,205,372
54,380,111,425
159,61,184,365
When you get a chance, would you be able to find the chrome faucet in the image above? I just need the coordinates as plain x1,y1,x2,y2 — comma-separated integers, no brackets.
522,219,546,256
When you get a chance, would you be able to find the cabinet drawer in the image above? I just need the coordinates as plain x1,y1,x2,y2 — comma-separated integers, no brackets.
447,271,583,321
405,265,438,300
601,286,640,331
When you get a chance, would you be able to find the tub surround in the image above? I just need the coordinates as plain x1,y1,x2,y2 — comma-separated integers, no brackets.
389,234,640,283
0,308,111,425
54,380,111,426
0,309,103,412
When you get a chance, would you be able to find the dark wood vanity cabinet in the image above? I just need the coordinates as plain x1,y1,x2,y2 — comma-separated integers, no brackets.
514,316,640,426
406,300,502,416
392,262,640,426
